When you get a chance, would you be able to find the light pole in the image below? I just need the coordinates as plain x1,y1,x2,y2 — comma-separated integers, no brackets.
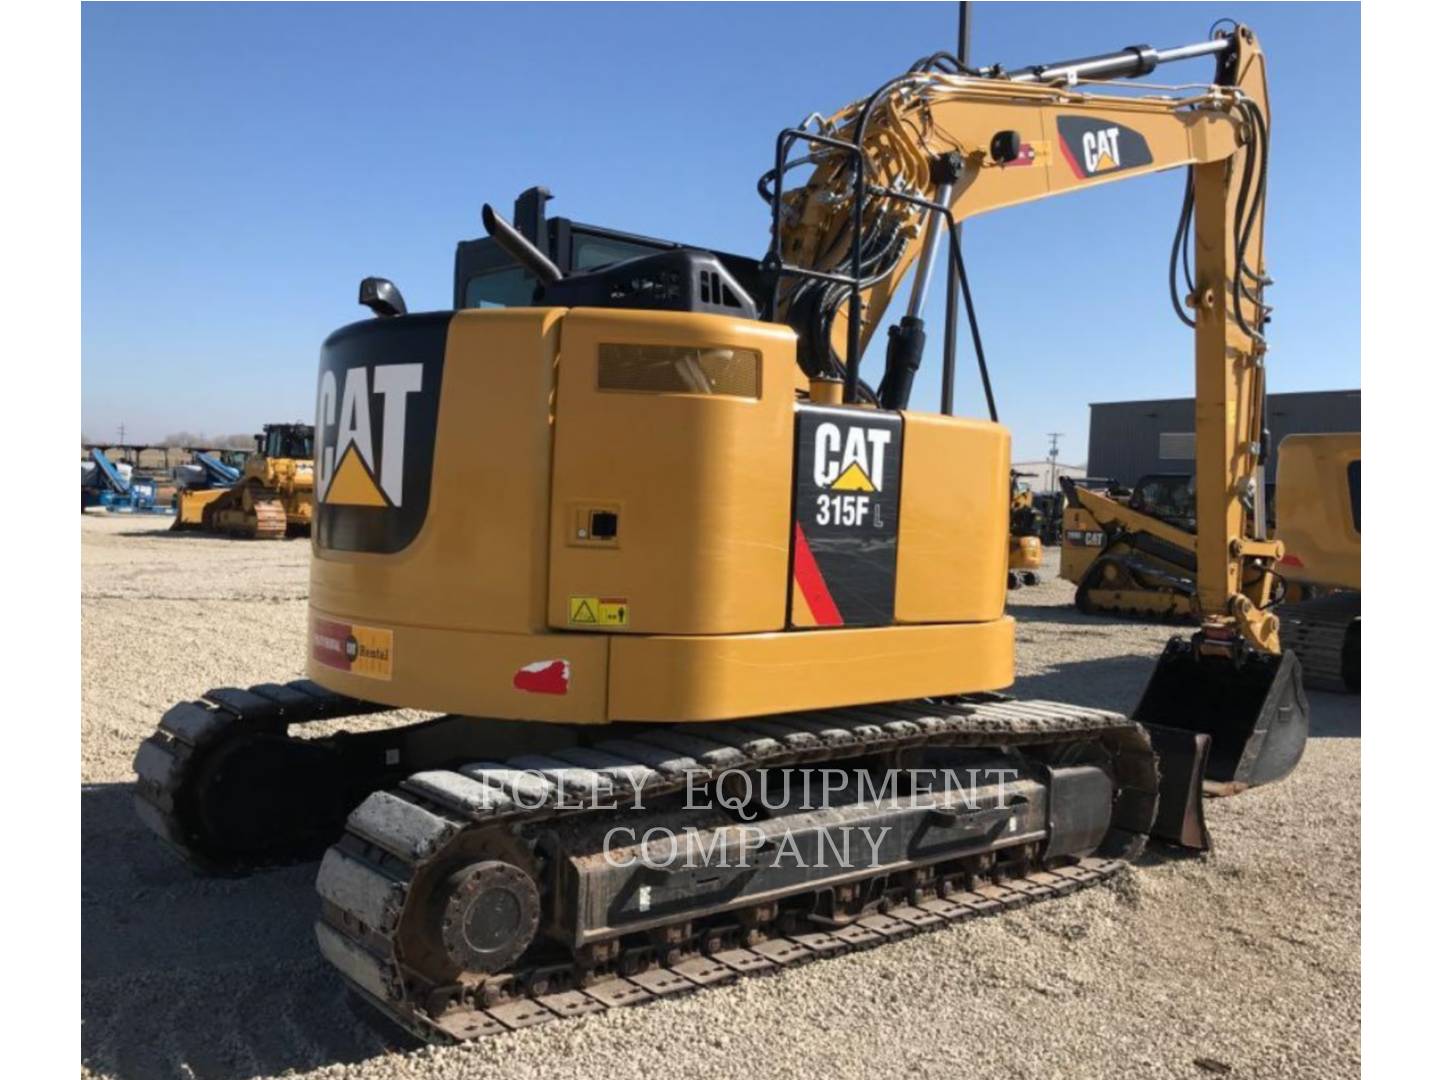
1046,432,1063,493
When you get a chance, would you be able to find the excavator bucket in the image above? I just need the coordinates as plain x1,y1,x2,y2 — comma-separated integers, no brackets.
1134,635,1309,848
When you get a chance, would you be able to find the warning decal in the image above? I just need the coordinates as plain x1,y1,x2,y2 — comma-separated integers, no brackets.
312,618,394,679
568,596,629,627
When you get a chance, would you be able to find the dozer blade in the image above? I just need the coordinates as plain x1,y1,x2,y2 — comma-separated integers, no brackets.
1134,634,1309,799
1142,724,1212,849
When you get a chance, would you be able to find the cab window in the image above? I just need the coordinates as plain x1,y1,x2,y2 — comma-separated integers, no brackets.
572,234,656,271
464,266,539,309
264,429,312,458
1129,476,1195,529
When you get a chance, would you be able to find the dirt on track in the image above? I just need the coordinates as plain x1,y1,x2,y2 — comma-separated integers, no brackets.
81,516,1361,1080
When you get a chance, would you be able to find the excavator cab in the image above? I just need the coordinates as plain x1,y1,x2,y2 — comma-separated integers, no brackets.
454,186,764,312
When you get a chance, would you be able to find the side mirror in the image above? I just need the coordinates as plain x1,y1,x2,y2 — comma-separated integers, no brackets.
359,277,407,318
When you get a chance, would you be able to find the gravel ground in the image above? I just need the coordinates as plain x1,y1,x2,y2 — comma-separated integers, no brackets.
81,515,1360,1080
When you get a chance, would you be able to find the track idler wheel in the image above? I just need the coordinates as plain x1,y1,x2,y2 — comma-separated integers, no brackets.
433,862,540,976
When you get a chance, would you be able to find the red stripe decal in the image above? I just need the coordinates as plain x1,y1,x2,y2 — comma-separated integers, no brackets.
793,523,843,627
1056,134,1086,179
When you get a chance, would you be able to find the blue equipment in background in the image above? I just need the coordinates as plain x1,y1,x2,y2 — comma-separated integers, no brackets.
80,448,168,514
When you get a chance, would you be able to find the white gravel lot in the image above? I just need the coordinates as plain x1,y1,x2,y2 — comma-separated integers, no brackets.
81,515,1360,1080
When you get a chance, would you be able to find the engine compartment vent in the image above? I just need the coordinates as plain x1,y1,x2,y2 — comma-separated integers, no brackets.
598,343,760,398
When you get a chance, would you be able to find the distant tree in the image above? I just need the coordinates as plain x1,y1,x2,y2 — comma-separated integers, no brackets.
160,431,258,450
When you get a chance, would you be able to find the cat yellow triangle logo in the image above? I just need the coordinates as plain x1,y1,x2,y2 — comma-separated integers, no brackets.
325,444,388,507
830,461,876,492
1094,150,1117,172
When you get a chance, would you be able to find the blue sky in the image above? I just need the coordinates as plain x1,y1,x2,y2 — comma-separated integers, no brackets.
82,1,1359,460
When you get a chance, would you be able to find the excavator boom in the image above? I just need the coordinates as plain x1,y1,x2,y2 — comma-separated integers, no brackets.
768,26,1276,640
762,24,1303,791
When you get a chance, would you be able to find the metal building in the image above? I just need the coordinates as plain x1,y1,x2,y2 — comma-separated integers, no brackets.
1087,389,1360,486
1013,460,1088,494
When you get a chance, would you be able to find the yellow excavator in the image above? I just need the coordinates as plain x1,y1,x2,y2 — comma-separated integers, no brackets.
135,23,1308,1043
1275,433,1360,692
172,423,316,539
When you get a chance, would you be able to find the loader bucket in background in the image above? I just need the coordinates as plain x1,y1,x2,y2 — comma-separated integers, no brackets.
1133,635,1309,793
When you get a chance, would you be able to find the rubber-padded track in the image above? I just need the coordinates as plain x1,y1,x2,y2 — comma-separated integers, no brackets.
1277,592,1360,693
132,679,386,872
334,855,1129,1043
313,697,1157,1044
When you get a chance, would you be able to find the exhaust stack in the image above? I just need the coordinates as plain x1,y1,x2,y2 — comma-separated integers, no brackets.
481,203,564,284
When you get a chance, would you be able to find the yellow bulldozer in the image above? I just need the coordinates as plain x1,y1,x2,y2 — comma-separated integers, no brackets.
172,423,315,539
136,22,1310,1043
